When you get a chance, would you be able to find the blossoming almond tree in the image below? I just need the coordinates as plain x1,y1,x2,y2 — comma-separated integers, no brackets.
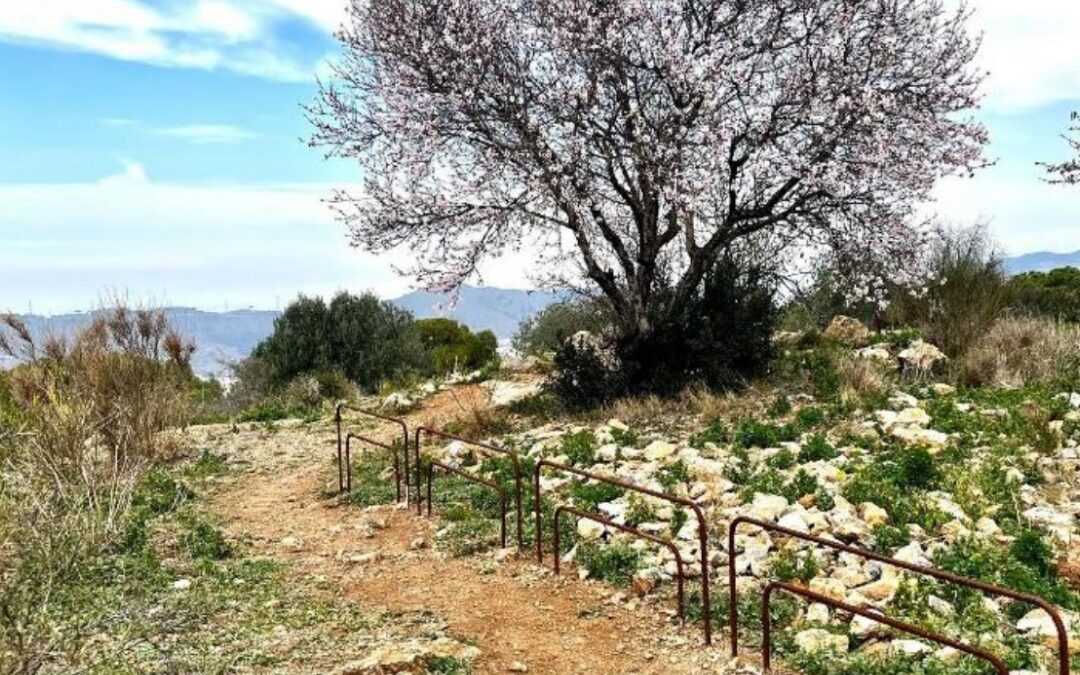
308,0,988,350
1040,111,1080,185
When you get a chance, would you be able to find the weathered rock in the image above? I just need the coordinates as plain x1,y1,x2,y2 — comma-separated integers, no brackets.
824,316,871,346
894,407,931,428
643,440,678,461
381,392,414,412
794,628,848,654
748,493,789,521
859,502,889,527
483,380,543,407
898,340,947,373
577,519,606,541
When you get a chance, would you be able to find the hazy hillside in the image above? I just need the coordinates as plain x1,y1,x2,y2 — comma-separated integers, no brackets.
3,287,563,376
1004,250,1080,274
393,286,563,338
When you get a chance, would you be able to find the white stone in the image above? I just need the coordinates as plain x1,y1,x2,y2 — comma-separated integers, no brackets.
1017,608,1072,637
577,519,605,541
859,502,889,527
794,628,848,654
806,603,830,624
172,578,191,590
894,407,931,428
778,511,809,534
898,340,947,372
748,493,789,521
643,440,678,461
890,639,930,656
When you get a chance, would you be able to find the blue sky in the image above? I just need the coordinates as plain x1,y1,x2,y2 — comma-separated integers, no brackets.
1,1,1079,314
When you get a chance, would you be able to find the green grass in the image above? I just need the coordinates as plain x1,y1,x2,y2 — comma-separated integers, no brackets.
575,541,642,586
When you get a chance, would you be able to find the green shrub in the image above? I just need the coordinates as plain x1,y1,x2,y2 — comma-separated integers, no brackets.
770,549,819,584
871,524,911,553
690,419,730,448
254,291,425,392
561,430,598,466
656,460,690,491
767,448,796,470
797,434,838,463
576,542,642,586
795,406,826,429
887,223,1010,359
545,336,627,410
1009,266,1080,322
735,419,797,448
512,298,611,356
416,318,499,374
569,481,625,510
182,518,232,561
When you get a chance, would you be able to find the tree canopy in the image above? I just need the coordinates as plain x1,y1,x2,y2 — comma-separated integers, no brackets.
309,0,988,342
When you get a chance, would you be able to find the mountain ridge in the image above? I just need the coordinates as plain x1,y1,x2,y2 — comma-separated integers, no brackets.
3,287,563,376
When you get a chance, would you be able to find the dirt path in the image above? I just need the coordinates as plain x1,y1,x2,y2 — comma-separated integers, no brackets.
197,386,735,674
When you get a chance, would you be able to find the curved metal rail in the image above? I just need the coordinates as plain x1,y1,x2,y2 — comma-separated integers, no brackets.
728,515,1070,674
762,581,1009,674
416,427,525,549
533,459,713,645
553,505,686,620
344,432,402,501
335,403,410,498
425,460,508,549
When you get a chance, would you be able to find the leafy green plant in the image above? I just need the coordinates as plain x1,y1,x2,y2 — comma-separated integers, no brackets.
797,434,838,463
770,548,820,584
561,430,598,466
767,448,796,470
690,419,730,448
656,460,691,490
569,481,625,511
575,542,642,586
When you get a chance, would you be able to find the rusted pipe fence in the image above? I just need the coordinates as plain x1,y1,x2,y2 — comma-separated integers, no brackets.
426,460,508,549
533,459,713,645
553,505,686,620
728,515,1070,675
415,427,525,549
762,581,1009,674
335,404,410,498
344,432,402,501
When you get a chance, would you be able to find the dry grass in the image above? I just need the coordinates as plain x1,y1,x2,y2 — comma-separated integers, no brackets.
959,315,1080,388
835,353,891,408
597,383,770,430
0,306,195,674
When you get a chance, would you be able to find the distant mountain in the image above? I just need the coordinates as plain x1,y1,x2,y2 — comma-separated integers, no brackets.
2,287,563,377
393,286,564,339
1004,251,1080,275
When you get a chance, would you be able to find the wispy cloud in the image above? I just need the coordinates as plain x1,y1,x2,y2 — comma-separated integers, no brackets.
155,124,258,144
0,0,343,82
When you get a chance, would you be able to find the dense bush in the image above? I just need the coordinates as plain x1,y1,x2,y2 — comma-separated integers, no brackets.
548,257,778,407
512,298,609,356
1009,267,1080,322
618,257,778,395
888,224,1011,358
415,318,498,374
254,292,424,392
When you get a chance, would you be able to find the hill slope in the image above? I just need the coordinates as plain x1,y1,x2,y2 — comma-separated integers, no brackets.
1004,250,1080,275
3,287,563,376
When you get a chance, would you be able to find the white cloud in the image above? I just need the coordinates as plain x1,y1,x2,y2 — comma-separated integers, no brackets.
954,1,1080,112
155,124,258,144
0,0,342,82
0,161,535,313
931,170,1080,254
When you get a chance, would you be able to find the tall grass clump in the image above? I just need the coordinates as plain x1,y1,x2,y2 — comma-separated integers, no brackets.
888,223,1011,359
0,306,194,673
959,316,1080,388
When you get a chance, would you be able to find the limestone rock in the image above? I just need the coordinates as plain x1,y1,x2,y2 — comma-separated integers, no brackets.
898,340,947,373
794,628,848,654
824,315,871,346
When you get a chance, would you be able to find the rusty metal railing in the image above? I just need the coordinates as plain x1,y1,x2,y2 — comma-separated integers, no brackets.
344,432,402,501
553,505,687,621
761,581,1009,674
533,459,713,645
425,459,508,549
335,403,410,498
416,427,525,549
729,515,1070,674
